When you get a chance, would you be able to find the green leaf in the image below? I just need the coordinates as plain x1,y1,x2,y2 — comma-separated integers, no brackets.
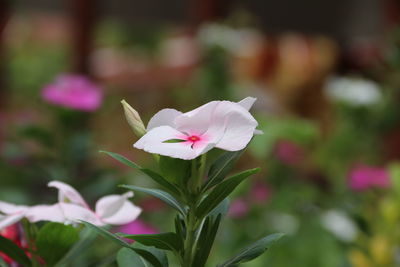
82,221,166,267
117,244,168,267
80,221,131,248
121,185,186,215
218,233,284,267
55,226,98,266
100,150,180,196
203,150,244,191
196,168,260,218
193,214,222,267
117,248,147,267
36,222,79,266
0,235,31,267
159,156,190,185
121,232,182,252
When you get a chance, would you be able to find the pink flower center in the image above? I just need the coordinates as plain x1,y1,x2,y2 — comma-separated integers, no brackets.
187,135,201,143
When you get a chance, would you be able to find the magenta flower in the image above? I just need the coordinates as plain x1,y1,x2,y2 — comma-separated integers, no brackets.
118,219,158,236
274,140,304,165
228,198,249,218
134,97,259,160
251,181,271,203
348,165,391,191
41,74,103,111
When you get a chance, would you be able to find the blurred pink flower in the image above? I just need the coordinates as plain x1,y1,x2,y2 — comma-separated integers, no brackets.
274,140,304,165
228,198,249,218
117,219,158,235
41,74,102,111
349,165,391,191
251,181,271,203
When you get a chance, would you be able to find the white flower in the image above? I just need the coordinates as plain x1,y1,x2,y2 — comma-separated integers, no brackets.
134,97,259,160
0,181,141,229
325,76,382,106
320,210,357,242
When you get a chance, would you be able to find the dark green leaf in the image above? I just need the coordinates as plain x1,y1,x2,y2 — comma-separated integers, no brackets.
159,156,190,185
36,222,79,266
117,244,168,267
218,233,284,267
81,221,166,267
196,168,260,218
121,232,182,252
193,214,222,267
0,235,31,267
117,248,147,267
174,215,185,239
100,150,180,195
80,221,131,248
55,226,98,266
121,185,186,215
203,150,244,191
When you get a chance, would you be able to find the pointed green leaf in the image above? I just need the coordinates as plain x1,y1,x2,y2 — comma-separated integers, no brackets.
218,233,284,267
121,185,186,215
196,168,260,218
55,226,97,266
0,235,31,267
193,214,222,267
117,248,147,267
203,150,243,191
80,221,131,248
100,150,180,195
121,232,182,252
117,244,168,267
36,223,79,266
81,221,165,267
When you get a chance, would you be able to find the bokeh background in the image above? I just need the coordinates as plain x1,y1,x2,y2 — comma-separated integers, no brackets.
2,0,400,266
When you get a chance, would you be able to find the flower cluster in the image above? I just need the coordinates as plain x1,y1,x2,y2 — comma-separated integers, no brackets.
0,181,141,230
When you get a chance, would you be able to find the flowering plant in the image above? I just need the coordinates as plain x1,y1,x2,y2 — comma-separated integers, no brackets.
83,98,283,267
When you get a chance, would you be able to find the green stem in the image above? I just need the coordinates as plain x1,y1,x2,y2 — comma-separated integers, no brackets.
21,219,41,267
183,203,198,267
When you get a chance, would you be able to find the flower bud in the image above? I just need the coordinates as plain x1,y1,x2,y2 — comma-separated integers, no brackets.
121,100,146,137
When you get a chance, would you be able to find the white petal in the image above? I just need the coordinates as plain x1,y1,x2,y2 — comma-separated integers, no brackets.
95,192,141,225
0,214,25,230
134,125,210,160
237,97,257,110
25,204,66,223
58,203,103,226
0,201,28,214
213,101,258,151
147,108,182,131
48,181,89,208
175,101,219,134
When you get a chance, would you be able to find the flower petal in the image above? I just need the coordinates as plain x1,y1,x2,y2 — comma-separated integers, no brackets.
134,125,211,160
175,101,219,134
25,204,66,223
237,97,257,110
0,214,25,230
95,192,141,225
0,201,28,214
48,181,89,209
213,101,258,151
58,203,103,225
147,108,182,131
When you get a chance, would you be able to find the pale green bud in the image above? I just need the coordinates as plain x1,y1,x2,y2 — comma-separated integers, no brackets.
121,99,146,137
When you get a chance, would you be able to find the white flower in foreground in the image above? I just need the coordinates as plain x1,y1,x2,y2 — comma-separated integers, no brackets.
0,181,141,230
325,76,382,106
134,97,259,160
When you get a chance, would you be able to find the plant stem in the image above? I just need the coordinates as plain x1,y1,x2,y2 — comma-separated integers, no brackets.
183,203,198,267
